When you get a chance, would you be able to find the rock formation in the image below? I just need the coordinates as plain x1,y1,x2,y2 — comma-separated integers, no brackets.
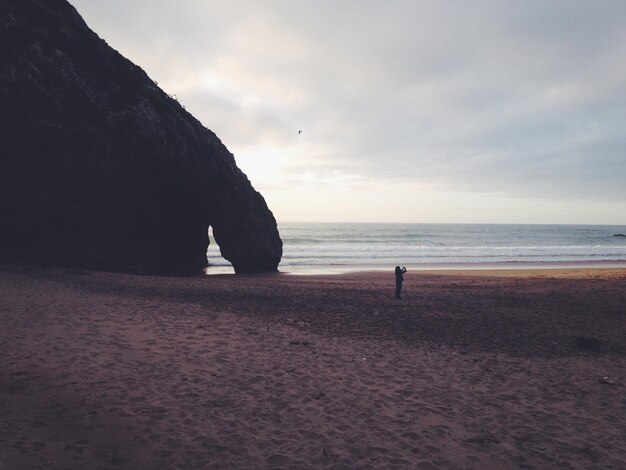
0,0,282,273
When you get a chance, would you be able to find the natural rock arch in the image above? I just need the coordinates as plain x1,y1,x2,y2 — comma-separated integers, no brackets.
0,0,282,274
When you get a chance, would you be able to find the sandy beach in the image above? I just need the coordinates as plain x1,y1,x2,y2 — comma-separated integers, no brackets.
1,264,625,469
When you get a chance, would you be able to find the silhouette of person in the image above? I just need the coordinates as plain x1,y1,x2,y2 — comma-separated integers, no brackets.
395,266,407,299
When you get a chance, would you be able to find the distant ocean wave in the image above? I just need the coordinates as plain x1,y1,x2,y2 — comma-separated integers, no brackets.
206,222,626,273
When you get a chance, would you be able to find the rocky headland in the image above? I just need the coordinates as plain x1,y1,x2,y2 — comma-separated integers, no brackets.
0,0,282,273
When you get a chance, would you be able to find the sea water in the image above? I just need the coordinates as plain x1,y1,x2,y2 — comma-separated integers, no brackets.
206,223,626,274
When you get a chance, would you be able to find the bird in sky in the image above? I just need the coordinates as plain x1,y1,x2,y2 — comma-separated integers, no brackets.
298,130,302,134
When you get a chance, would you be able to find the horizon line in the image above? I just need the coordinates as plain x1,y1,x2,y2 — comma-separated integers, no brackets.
275,221,626,227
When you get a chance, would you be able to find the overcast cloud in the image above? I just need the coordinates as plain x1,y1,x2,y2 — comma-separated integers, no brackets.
71,0,626,223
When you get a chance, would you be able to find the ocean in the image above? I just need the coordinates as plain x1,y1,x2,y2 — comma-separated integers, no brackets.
206,223,626,274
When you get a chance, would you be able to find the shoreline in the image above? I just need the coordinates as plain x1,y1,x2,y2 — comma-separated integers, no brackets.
4,262,626,280
204,259,626,276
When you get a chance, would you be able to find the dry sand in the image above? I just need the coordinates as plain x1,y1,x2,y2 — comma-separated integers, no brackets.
0,264,625,469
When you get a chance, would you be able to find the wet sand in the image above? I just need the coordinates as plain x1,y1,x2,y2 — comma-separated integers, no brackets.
1,265,625,468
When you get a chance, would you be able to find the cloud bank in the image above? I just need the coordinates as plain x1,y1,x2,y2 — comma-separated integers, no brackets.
72,0,626,222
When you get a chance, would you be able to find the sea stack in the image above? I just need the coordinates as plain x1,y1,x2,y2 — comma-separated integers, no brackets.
0,0,282,273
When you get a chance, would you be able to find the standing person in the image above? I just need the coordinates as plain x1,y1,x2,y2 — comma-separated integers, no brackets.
395,266,407,299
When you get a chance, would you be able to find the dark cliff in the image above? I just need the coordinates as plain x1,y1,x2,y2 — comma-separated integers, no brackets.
0,0,282,273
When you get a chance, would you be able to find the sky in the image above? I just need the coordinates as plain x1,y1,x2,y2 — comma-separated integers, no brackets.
71,0,626,225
